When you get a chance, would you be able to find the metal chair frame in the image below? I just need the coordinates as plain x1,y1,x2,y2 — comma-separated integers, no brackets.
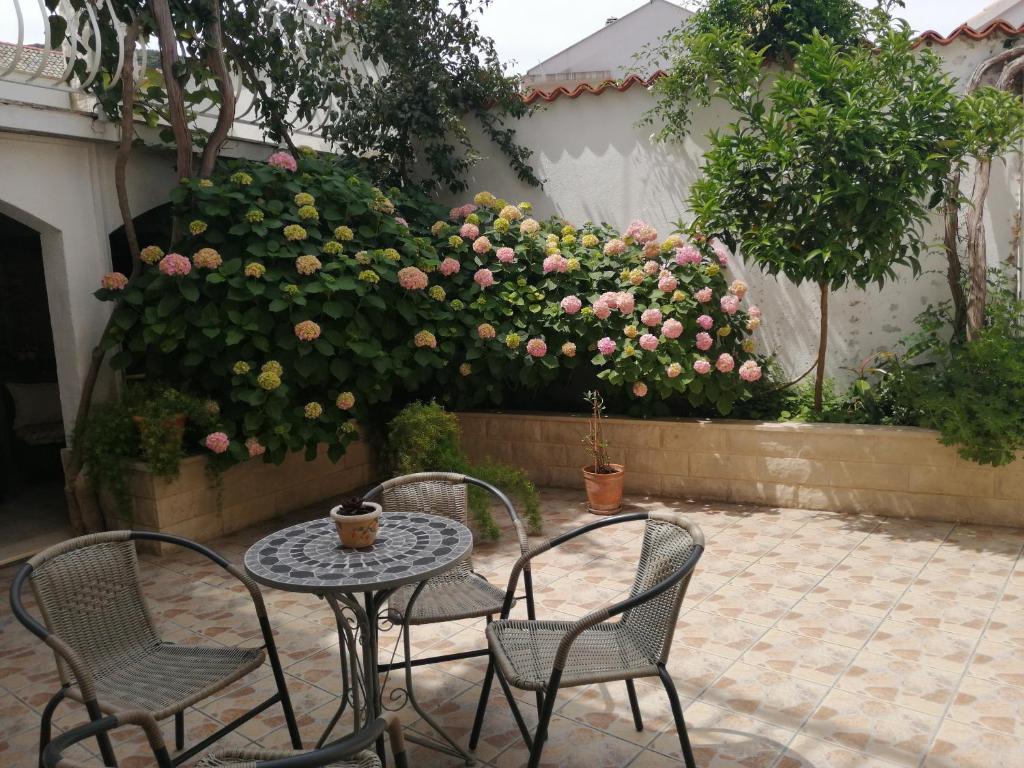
362,472,537,763
10,531,303,767
41,710,408,768
468,511,704,768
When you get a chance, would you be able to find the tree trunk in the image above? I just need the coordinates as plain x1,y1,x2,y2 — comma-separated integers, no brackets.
198,0,237,178
966,157,992,340
942,173,968,342
150,0,192,181
814,280,829,412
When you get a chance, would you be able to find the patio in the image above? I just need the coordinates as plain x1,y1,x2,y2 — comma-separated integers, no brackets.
2,488,1022,768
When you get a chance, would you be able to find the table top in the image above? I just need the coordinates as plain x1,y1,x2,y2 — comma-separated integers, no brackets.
243,511,473,594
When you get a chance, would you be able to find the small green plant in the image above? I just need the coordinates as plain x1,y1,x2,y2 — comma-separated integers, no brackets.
74,401,138,518
383,401,542,540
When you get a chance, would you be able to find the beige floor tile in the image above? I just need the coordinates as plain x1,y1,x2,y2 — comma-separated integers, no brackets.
647,701,795,767
835,650,959,716
701,584,799,627
741,629,857,686
663,648,735,698
556,680,676,747
728,564,820,600
673,609,768,658
778,733,903,768
702,661,829,730
774,601,882,649
966,637,1024,687
984,602,1024,648
863,618,975,674
946,675,1024,737
829,556,921,587
889,591,991,639
805,689,938,767
804,576,906,618
756,545,849,577
924,718,1024,768
492,714,644,768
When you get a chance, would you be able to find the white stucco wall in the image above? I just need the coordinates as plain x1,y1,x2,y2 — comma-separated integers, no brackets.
448,33,1023,384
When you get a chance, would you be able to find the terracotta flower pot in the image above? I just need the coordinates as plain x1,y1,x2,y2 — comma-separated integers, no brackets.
330,502,382,548
581,463,625,515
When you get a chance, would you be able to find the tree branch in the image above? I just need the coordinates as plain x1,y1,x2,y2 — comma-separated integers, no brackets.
199,0,237,178
149,0,193,180
116,19,143,269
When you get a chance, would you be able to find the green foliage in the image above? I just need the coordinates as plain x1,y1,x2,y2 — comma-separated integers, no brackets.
383,402,541,539
954,86,1024,160
900,286,1024,466
690,28,958,291
640,0,894,138
74,402,137,518
96,154,768,473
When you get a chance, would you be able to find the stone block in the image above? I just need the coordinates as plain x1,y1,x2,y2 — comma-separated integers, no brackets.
908,465,994,498
827,461,909,492
757,456,829,485
993,467,1024,500
662,422,728,452
626,447,687,477
689,452,758,482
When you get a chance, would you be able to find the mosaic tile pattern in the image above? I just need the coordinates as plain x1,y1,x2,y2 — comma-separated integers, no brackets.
1,488,1022,767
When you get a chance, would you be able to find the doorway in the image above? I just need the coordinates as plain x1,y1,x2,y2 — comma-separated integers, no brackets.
0,212,73,563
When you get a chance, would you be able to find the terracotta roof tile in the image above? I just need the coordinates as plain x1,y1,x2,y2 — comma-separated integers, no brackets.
914,21,1024,47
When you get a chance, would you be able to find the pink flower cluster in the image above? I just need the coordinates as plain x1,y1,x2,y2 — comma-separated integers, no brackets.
474,268,495,288
449,203,477,221
662,318,683,339
643,260,660,276
159,253,191,276
101,272,128,290
473,236,492,254
716,353,735,373
639,333,659,351
603,238,627,256
245,437,265,458
696,332,713,351
711,238,730,266
658,274,678,293
739,360,762,382
294,320,321,341
459,223,479,239
693,358,711,375
720,295,740,315
593,299,611,319
675,245,701,266
439,257,460,276
477,323,496,339
597,337,616,355
496,247,516,263
633,381,648,397
543,255,568,274
640,308,662,327
398,266,429,291
267,151,297,172
625,220,658,244
204,432,229,454
697,314,713,330
695,287,713,303
560,295,582,314
526,338,547,358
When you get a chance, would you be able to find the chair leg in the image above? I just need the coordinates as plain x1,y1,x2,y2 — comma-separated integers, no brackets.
175,711,184,751
38,689,65,768
469,656,495,751
657,664,696,768
625,679,644,732
85,699,118,767
262,615,303,749
527,674,560,768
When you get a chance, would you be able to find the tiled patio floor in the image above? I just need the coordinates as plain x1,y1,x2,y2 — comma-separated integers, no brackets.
2,488,1024,767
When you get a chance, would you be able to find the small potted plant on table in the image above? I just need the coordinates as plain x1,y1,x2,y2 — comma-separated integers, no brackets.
330,496,383,548
581,391,624,515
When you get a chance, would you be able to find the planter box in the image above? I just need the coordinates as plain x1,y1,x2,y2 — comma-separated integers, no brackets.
99,441,376,551
457,412,1024,527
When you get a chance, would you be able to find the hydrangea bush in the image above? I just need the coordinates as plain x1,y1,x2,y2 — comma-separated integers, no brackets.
96,151,766,468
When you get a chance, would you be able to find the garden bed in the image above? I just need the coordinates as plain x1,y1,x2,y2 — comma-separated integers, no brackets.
458,412,1024,526
92,440,375,550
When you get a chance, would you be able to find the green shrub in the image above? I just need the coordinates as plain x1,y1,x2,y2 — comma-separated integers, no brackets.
383,401,541,540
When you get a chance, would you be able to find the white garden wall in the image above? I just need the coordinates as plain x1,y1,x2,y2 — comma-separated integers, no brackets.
446,33,1024,383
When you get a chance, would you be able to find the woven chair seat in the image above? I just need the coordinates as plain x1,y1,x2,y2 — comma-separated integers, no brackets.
195,748,381,768
388,572,511,625
486,619,658,691
68,642,266,720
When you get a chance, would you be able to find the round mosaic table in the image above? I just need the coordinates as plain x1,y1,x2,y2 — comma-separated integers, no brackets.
245,512,473,763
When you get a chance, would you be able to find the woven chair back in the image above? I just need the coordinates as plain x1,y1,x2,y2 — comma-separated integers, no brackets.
30,539,159,685
381,479,473,575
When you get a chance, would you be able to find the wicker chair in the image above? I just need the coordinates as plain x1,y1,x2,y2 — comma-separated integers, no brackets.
468,511,705,768
41,710,407,768
10,531,303,767
362,472,536,761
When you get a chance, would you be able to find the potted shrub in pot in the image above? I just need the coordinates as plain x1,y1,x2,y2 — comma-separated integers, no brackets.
330,496,382,548
580,391,624,514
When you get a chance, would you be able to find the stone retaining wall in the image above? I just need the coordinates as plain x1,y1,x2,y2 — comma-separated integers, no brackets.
458,413,1024,527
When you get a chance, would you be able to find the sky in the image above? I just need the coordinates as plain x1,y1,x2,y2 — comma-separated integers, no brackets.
0,0,1001,70
475,0,999,73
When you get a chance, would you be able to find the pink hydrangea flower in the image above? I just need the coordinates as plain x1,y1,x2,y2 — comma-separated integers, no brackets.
204,432,229,454
158,253,191,276
640,308,662,327
496,247,516,263
599,291,620,309
460,223,479,239
472,236,492,255
716,353,735,373
101,272,128,290
711,238,731,266
695,287,713,303
526,338,547,357
720,295,740,315
561,341,577,357
643,260,660,276
748,305,762,318
245,437,265,458
633,381,648,397
267,151,297,172
666,362,683,378
560,295,582,314
414,330,437,349
662,318,683,339
675,244,701,266
597,337,616,355
639,333,659,351
449,203,477,221
642,241,660,259
696,332,713,351
603,238,627,256
294,320,321,341
697,314,713,330
593,300,612,320
658,274,678,293
739,360,762,382
693,358,712,375
625,220,658,244
616,293,635,314
520,218,540,235
477,323,496,339
543,255,568,273
394,216,408,228
730,279,748,298
474,268,495,288
439,257,461,276
398,266,429,290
